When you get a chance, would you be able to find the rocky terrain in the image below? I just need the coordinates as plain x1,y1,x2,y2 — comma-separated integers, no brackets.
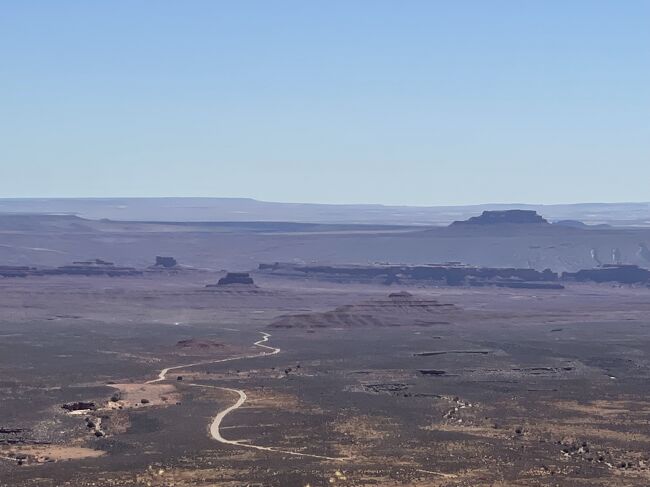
2,205,650,486
2,274,650,486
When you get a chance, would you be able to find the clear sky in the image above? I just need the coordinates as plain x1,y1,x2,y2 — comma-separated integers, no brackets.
1,1,648,205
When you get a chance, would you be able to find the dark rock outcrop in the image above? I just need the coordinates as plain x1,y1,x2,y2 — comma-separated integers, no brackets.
451,210,549,226
1,261,141,278
419,369,447,376
62,401,96,412
72,259,113,266
215,272,254,286
562,265,650,284
45,261,141,277
0,427,28,446
259,262,559,287
154,256,178,268
0,266,34,278
175,339,224,350
388,291,413,300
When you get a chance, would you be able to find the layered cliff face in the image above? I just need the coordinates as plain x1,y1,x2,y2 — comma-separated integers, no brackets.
451,210,549,226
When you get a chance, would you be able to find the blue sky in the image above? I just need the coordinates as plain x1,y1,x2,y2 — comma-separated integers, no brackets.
1,1,648,205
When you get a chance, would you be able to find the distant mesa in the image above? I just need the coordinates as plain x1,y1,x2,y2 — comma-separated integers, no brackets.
259,262,560,289
50,260,141,277
211,272,255,286
451,210,549,226
154,256,178,268
388,291,413,300
1,260,141,278
0,265,36,278
562,264,650,285
73,258,114,266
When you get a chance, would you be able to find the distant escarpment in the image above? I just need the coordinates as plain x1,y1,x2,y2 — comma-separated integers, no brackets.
47,260,142,277
451,210,549,226
562,265,650,284
260,261,650,287
0,266,36,278
1,257,205,279
259,262,560,288
0,259,141,278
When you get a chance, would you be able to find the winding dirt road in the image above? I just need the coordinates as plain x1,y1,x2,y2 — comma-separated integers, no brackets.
146,332,279,384
151,332,347,461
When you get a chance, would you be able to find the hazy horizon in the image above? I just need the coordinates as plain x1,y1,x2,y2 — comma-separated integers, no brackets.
2,195,650,208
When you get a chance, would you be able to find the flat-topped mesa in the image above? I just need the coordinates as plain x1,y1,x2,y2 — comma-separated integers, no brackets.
154,256,178,268
451,210,549,226
216,272,255,286
1,261,141,278
44,260,142,277
562,264,650,284
72,258,114,266
259,262,559,287
0,266,35,278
